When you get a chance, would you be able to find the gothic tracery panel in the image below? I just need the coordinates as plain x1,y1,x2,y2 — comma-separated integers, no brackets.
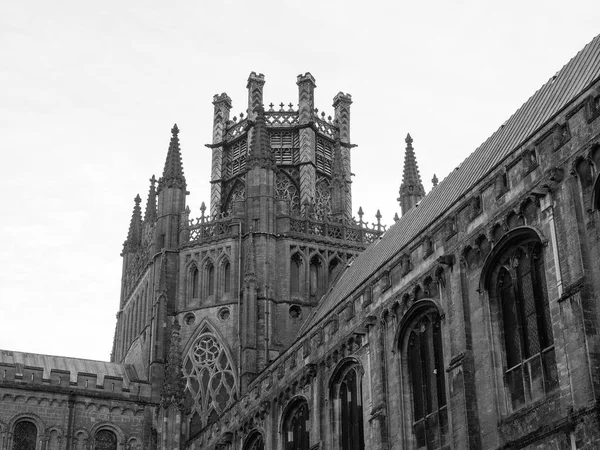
276,172,300,215
183,330,237,428
223,180,246,217
315,177,332,221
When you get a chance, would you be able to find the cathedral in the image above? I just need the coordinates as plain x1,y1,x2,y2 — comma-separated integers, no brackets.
2,34,600,450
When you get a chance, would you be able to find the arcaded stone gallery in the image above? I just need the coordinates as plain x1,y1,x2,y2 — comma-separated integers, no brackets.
2,35,600,450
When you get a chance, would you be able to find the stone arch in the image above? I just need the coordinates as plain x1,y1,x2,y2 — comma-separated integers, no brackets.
308,253,326,300
279,395,310,434
395,300,448,449
216,254,232,296
89,422,125,447
290,251,306,296
222,178,246,216
126,435,142,450
242,429,265,450
276,171,301,215
328,357,365,450
181,319,238,430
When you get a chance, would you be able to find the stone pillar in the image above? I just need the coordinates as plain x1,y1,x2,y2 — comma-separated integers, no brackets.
297,73,317,212
211,93,232,217
333,92,353,220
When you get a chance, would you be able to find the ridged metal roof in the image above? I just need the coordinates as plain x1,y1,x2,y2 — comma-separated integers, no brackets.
0,349,128,385
301,33,600,333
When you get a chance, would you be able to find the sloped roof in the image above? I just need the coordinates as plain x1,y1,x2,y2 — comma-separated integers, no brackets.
0,349,129,385
300,33,600,334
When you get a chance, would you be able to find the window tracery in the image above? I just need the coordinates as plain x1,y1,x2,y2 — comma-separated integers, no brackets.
183,330,237,429
404,311,448,449
243,431,265,450
315,177,332,221
93,430,117,450
223,181,245,217
489,237,557,409
12,421,37,450
276,172,300,215
282,400,309,450
331,363,365,450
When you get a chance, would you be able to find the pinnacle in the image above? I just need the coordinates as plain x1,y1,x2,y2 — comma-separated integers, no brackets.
125,194,143,250
144,175,157,222
248,105,273,167
405,133,413,145
399,133,425,215
159,124,186,190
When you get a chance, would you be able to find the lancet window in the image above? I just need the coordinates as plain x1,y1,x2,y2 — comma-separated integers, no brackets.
276,172,300,215
243,431,265,450
191,266,199,299
404,311,448,449
12,420,37,450
206,262,215,297
93,430,117,450
223,260,231,294
183,329,237,429
488,234,558,410
331,363,365,450
290,254,303,295
282,400,310,450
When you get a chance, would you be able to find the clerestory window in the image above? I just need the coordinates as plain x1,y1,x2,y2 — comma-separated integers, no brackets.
283,400,309,450
490,237,558,410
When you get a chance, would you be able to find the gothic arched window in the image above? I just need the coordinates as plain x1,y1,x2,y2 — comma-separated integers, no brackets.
93,430,117,450
404,311,448,449
183,329,237,429
290,254,302,294
330,363,365,450
488,235,558,410
282,400,309,450
309,256,323,298
243,431,265,450
12,420,37,450
223,261,231,294
191,266,199,299
206,262,215,296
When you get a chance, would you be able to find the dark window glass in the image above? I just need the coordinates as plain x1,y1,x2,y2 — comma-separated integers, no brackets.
12,421,37,450
407,313,448,449
290,255,301,293
244,432,265,450
224,262,231,293
94,430,117,450
493,239,557,409
338,368,365,450
192,267,199,298
207,263,215,296
283,401,309,450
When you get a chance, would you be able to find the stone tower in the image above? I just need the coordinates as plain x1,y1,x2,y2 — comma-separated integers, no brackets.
112,72,383,447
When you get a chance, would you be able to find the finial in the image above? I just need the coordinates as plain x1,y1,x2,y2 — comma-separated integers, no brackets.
405,133,413,146
375,210,382,232
358,207,364,226
432,174,439,187
200,202,206,221
394,212,400,222
158,124,186,191
135,194,141,205
172,124,179,135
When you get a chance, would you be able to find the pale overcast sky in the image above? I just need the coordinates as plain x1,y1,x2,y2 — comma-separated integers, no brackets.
1,0,599,361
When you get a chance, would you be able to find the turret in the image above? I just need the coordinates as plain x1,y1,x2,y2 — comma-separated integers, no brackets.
333,92,353,220
210,94,233,217
398,133,425,215
156,124,187,251
297,73,317,213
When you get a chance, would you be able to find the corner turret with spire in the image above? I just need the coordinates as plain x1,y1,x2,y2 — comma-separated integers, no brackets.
398,133,425,216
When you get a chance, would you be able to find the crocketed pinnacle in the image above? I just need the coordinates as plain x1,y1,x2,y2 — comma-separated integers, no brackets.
144,175,157,223
398,133,425,216
161,318,186,411
124,194,142,251
247,105,274,169
158,124,186,191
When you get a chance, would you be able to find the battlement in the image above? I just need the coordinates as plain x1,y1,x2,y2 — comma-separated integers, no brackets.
0,350,151,398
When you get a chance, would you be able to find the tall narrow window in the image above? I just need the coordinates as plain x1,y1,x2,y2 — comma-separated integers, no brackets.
223,261,231,293
290,254,302,294
244,431,265,450
332,364,365,450
406,313,448,449
206,262,215,296
12,420,37,450
192,267,199,298
93,430,117,450
490,238,557,409
283,400,309,450
309,256,323,299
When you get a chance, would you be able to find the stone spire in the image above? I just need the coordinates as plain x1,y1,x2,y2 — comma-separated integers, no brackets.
160,318,186,410
158,124,186,191
144,175,157,223
124,194,142,251
247,105,273,169
398,133,425,215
